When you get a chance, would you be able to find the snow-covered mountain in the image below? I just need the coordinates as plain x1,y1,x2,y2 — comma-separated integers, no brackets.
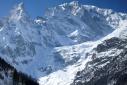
0,1,127,85
72,20,127,85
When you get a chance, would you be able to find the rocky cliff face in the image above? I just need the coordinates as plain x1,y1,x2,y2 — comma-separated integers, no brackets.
72,37,127,85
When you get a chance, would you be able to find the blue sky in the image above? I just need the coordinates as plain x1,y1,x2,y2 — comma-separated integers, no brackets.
0,0,127,18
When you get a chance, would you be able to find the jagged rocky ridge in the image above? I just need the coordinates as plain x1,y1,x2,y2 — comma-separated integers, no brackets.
72,37,127,85
0,1,127,85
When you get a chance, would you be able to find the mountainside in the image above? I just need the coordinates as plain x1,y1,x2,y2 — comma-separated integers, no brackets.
0,57,39,85
0,1,127,85
72,37,127,85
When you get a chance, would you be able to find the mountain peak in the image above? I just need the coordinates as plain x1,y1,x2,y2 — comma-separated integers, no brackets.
45,1,80,17
69,1,79,6
17,2,24,10
9,2,27,21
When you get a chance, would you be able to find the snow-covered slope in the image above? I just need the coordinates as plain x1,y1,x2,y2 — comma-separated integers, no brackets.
0,1,127,85
44,1,123,44
38,19,127,85
72,29,127,85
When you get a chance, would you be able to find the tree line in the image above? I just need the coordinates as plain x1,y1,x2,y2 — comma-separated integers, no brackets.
0,57,39,85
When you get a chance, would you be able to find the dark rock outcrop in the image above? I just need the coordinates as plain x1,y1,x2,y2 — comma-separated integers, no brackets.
96,37,126,53
72,37,127,85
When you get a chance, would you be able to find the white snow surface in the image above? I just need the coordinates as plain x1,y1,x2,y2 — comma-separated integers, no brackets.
0,1,127,85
